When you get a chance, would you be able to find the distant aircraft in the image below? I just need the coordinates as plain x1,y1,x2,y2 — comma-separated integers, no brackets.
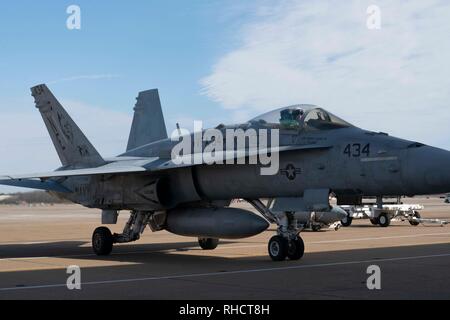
1,84,450,261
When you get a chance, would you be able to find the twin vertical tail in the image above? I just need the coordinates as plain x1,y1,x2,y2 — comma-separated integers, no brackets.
126,89,168,151
31,84,105,168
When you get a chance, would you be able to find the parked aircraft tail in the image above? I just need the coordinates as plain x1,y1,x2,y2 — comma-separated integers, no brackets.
126,89,168,151
31,84,105,168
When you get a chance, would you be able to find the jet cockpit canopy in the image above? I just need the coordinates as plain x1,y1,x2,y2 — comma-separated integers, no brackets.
249,105,353,131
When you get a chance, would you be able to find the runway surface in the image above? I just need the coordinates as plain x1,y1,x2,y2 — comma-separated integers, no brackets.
0,197,450,300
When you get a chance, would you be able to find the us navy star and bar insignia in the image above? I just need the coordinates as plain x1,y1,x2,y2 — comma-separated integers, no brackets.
279,164,302,180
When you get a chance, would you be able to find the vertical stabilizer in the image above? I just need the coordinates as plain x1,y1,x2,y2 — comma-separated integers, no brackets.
126,89,168,151
31,84,105,168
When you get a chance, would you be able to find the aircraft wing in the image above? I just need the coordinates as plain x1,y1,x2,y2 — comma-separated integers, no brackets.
0,144,331,183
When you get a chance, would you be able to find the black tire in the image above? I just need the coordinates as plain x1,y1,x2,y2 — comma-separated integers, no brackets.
287,237,305,261
198,238,219,250
409,211,421,226
92,227,113,256
370,218,379,225
378,213,391,227
341,215,353,227
268,235,288,261
311,225,321,232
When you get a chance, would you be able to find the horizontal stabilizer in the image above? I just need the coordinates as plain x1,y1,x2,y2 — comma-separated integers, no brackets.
0,179,72,193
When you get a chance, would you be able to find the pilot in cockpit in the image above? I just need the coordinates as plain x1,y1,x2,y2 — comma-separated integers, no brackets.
280,108,304,129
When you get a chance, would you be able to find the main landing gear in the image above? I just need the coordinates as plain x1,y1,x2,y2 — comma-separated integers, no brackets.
92,210,155,256
246,199,305,262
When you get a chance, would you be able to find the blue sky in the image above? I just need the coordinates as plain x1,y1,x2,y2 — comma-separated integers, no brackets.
0,1,250,123
0,0,259,193
1,0,450,192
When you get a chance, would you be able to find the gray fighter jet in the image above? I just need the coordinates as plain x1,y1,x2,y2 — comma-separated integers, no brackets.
1,84,449,261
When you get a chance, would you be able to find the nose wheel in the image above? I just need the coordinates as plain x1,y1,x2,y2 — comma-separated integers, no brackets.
268,235,304,261
287,237,305,260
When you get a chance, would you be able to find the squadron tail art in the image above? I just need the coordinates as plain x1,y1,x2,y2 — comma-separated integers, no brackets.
1,84,450,261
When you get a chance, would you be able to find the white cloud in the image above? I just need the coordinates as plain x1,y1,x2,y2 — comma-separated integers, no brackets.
201,0,450,146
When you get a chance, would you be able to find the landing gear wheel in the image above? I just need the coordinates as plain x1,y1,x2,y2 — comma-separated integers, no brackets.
341,215,353,227
198,238,219,250
370,218,379,225
311,225,321,232
378,213,391,227
287,237,305,261
92,227,113,256
268,236,288,261
409,211,421,226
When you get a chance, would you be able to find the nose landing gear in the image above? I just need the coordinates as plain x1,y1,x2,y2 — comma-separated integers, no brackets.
267,213,305,262
268,234,305,261
246,199,307,262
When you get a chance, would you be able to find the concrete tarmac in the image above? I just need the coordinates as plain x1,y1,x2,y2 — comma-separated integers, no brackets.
0,197,450,300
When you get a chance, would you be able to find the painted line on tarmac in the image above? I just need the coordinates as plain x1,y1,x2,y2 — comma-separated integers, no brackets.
309,232,450,244
1,252,450,292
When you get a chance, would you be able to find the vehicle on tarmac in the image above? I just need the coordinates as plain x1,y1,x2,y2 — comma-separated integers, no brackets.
341,203,423,227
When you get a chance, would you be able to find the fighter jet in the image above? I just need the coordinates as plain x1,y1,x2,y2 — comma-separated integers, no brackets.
1,84,450,262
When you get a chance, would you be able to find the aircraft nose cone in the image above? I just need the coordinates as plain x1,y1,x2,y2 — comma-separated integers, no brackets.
405,146,450,194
